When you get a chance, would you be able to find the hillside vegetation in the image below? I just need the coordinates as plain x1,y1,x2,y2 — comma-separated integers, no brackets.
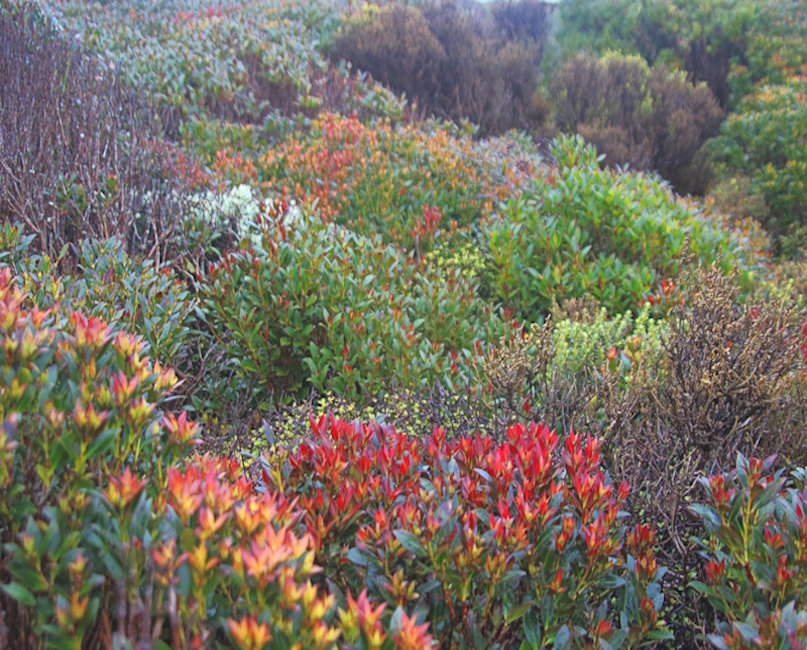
1,0,807,647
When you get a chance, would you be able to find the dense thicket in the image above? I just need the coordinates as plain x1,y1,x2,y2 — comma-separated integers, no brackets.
0,6,185,259
331,0,552,136
2,0,807,646
551,54,724,194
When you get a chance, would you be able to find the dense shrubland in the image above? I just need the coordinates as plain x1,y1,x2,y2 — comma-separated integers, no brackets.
2,0,807,647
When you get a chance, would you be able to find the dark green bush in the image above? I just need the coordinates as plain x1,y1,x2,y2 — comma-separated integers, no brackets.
332,5,444,108
707,75,807,255
196,205,504,412
551,53,724,194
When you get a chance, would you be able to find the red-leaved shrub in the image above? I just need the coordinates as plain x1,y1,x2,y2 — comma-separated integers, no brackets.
263,415,672,648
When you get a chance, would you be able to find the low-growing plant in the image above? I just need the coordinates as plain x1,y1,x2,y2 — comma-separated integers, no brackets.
247,380,499,465
690,454,807,648
262,414,672,648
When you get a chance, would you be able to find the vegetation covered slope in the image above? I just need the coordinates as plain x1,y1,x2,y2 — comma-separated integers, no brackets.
1,0,807,647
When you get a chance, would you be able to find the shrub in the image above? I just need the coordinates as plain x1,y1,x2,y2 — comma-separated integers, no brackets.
491,0,553,51
0,229,196,378
605,264,807,536
554,0,761,107
332,5,444,104
52,0,396,127
597,265,807,642
0,265,428,649
707,75,807,254
262,415,672,648
196,206,504,410
727,2,807,102
690,454,807,648
474,302,667,435
331,1,550,136
483,135,765,322
0,8,185,259
551,53,724,194
0,265,184,644
257,112,535,254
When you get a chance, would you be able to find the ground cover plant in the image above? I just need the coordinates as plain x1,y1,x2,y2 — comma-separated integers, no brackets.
3,0,807,647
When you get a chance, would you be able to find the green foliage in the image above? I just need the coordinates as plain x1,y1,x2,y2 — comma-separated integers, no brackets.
690,454,807,648
197,206,504,408
55,0,401,128
555,0,761,106
0,267,186,645
0,267,424,649
482,135,765,322
727,1,807,101
1,233,195,370
708,76,807,254
552,304,666,380
7,0,807,645
256,113,535,255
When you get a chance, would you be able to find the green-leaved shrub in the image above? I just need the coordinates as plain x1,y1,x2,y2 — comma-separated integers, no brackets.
0,267,420,649
483,135,765,323
0,266,186,645
0,228,195,372
197,206,504,410
707,75,807,255
691,455,807,648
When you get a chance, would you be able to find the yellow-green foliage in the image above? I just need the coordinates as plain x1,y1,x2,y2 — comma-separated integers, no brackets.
553,304,667,377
